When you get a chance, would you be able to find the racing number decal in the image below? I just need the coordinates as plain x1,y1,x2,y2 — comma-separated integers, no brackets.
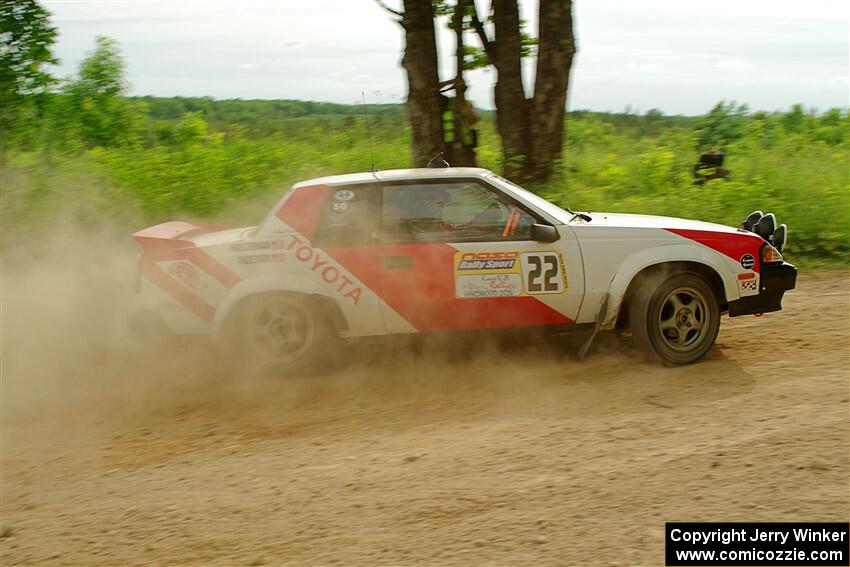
453,250,567,298
521,252,566,295
525,254,558,293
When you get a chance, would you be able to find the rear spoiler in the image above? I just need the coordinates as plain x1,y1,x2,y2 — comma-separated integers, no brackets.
133,221,228,251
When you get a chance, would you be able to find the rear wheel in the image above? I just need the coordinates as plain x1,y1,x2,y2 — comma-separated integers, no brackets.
220,293,337,377
629,272,721,365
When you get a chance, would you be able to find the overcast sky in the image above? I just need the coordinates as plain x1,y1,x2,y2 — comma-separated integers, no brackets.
43,0,849,115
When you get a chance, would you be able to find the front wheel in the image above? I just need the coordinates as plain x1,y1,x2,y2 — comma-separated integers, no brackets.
629,272,721,365
219,293,337,377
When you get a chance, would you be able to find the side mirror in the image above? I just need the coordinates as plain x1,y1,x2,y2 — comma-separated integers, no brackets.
530,223,559,243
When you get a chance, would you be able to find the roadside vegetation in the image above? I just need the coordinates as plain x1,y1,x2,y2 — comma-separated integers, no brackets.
1,35,848,266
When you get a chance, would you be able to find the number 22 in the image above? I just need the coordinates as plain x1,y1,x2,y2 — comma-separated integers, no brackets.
526,254,560,293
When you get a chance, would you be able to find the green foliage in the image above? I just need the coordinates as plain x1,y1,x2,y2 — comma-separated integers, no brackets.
0,0,57,150
431,0,453,18
462,45,489,71
62,36,143,148
2,11,843,269
2,96,847,266
696,101,750,149
73,35,126,96
93,124,273,218
444,2,537,71
136,95,406,138
540,108,849,264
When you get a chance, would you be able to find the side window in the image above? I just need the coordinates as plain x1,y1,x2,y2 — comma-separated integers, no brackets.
315,185,375,246
381,182,537,243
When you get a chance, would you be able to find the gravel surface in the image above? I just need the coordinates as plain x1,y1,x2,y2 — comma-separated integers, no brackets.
2,271,848,566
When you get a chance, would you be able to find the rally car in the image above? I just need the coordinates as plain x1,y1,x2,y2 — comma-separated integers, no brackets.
130,167,797,371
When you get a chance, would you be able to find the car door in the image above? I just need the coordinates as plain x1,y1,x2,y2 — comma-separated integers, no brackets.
373,178,584,334
310,182,388,337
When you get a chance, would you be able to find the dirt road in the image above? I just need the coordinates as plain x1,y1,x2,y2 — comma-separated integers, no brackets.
2,271,848,566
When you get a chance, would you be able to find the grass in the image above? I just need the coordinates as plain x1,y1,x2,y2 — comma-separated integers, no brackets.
1,101,848,268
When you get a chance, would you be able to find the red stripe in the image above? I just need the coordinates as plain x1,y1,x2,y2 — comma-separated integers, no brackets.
182,248,241,288
326,243,572,332
139,241,241,323
142,246,241,289
275,182,571,331
276,184,329,241
141,258,216,322
665,229,763,273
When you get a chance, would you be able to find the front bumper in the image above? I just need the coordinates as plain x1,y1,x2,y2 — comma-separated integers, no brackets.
728,262,797,317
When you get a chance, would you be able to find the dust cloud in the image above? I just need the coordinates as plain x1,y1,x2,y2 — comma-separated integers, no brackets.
2,223,848,566
0,223,597,427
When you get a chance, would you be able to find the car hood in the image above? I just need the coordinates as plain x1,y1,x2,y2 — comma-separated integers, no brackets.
572,212,742,234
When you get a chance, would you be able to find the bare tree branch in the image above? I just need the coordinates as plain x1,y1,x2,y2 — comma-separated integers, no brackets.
469,2,495,65
373,0,403,18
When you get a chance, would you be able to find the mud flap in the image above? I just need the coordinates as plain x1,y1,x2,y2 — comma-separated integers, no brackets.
578,292,609,361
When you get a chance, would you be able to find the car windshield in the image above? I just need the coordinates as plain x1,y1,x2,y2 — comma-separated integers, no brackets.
487,174,574,224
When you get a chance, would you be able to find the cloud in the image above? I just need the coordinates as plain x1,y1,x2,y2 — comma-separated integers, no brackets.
629,63,664,72
43,0,849,114
713,60,754,72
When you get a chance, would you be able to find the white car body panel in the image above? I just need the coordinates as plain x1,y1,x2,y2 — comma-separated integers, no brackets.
132,168,778,341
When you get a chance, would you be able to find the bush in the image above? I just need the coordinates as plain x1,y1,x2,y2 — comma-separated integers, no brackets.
2,99,847,265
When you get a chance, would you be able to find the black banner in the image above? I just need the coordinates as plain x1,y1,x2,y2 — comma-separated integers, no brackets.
666,522,849,566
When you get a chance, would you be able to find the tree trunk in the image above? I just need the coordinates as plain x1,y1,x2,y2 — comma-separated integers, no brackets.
400,0,444,167
492,0,530,179
451,0,477,167
529,0,576,182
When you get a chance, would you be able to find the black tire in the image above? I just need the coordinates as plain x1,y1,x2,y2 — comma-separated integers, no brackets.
629,271,721,365
218,293,338,377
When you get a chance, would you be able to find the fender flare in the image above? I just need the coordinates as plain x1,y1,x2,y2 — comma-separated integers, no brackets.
601,244,740,329
211,275,344,338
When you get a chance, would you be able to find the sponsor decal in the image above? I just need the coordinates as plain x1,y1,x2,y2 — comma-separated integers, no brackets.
458,258,517,270
167,261,202,291
453,250,567,298
330,201,350,214
230,240,285,252
737,271,759,293
334,189,355,202
456,251,519,272
520,251,567,295
456,274,522,298
740,253,756,270
237,253,286,265
281,234,363,305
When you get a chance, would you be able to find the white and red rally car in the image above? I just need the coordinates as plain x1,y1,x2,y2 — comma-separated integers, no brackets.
131,167,796,369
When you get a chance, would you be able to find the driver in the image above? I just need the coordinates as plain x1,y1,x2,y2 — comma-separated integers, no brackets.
386,187,453,239
390,186,513,240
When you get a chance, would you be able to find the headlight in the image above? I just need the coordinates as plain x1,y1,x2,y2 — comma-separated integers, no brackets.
761,243,783,264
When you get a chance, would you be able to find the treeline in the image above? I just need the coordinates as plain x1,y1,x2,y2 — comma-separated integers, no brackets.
13,90,850,151
2,34,848,264
137,97,409,136
554,104,849,261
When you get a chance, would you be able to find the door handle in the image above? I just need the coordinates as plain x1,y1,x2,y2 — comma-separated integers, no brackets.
383,255,412,269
